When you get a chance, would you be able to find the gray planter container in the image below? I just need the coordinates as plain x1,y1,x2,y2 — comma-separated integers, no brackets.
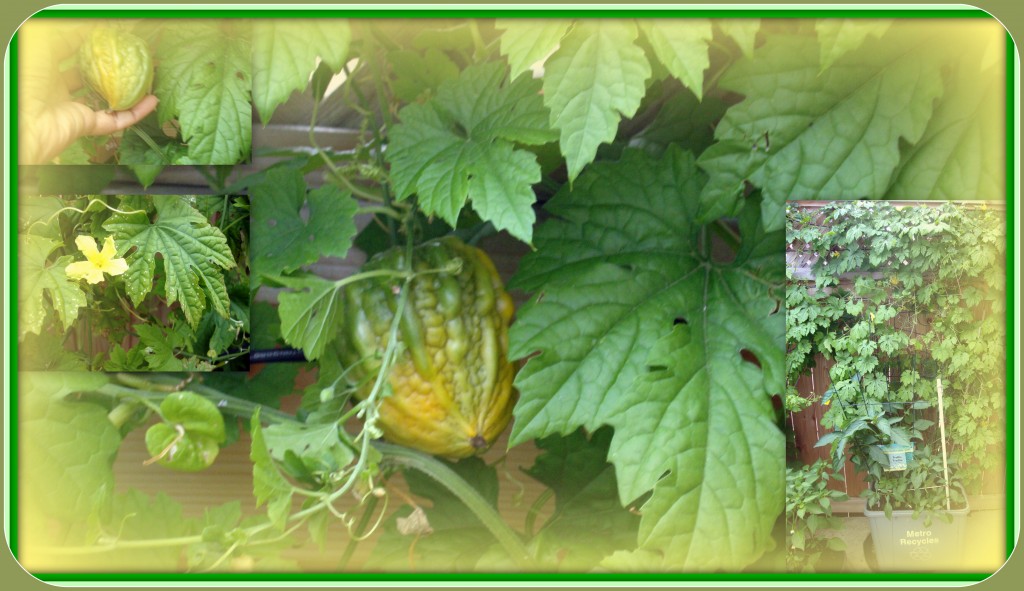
864,502,970,571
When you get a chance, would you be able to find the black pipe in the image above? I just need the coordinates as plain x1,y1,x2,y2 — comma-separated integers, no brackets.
249,348,308,364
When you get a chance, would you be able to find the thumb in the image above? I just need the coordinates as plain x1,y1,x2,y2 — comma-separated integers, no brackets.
89,94,159,136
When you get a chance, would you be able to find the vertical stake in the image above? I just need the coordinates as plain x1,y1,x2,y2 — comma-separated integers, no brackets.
936,377,951,510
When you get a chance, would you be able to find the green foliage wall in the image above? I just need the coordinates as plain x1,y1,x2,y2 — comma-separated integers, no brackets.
787,202,1006,494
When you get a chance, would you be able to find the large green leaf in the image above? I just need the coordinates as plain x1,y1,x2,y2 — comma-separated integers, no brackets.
387,48,460,103
716,20,760,58
509,148,784,570
249,167,358,282
638,20,713,99
387,61,555,244
20,373,122,541
252,20,351,123
104,196,235,329
275,274,345,361
815,19,892,71
698,26,947,231
524,428,641,570
610,323,780,570
885,40,1003,201
495,20,571,80
155,22,252,164
18,234,87,338
261,422,354,488
541,21,651,182
249,409,294,531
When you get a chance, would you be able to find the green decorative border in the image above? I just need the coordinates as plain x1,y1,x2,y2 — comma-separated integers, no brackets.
6,27,19,565
3,4,1019,586
1005,30,1018,563
32,572,993,584
28,5,995,19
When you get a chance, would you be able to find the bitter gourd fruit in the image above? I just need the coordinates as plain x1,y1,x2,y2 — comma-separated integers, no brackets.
78,27,153,111
337,237,516,459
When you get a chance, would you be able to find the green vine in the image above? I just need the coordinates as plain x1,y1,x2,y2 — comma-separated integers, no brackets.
786,201,1005,502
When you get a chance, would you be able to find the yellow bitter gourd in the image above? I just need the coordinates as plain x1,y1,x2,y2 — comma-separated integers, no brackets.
78,27,153,111
338,237,516,459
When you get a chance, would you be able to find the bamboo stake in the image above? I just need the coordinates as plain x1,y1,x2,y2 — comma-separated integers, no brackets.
936,377,951,510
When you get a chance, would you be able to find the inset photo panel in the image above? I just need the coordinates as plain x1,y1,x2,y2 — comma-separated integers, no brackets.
785,200,1007,573
17,194,251,372
17,19,252,172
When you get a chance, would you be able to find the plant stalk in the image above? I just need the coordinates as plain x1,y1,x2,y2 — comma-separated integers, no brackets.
375,442,532,569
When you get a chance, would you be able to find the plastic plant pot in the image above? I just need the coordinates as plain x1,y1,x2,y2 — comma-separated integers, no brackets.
864,500,970,571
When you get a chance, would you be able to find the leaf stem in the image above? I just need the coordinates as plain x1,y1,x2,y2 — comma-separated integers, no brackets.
523,488,554,539
218,194,231,231
357,205,404,220
308,63,386,206
338,496,373,568
96,381,298,426
129,126,171,165
365,39,400,245
376,442,532,569
38,534,205,555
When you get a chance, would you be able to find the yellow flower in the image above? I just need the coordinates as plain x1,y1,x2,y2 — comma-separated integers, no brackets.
65,235,129,284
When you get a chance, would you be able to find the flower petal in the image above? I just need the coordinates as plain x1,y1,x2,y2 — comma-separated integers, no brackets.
104,257,129,277
74,235,99,256
100,235,120,259
65,260,106,284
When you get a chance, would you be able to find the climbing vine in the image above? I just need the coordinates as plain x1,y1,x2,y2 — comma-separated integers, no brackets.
786,201,1005,500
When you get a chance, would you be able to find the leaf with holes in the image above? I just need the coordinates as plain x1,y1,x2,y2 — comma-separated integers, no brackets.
103,196,235,329
509,147,784,569
250,167,358,283
155,22,252,164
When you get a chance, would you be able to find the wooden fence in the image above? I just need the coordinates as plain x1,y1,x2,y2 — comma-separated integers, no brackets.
788,356,869,498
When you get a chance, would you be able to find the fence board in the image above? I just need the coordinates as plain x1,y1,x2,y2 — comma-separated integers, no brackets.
788,355,868,497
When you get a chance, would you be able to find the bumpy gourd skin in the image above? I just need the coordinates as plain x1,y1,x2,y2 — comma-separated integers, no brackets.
338,237,516,459
79,27,153,111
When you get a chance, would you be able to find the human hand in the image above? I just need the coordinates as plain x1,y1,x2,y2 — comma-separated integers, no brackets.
18,22,158,164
